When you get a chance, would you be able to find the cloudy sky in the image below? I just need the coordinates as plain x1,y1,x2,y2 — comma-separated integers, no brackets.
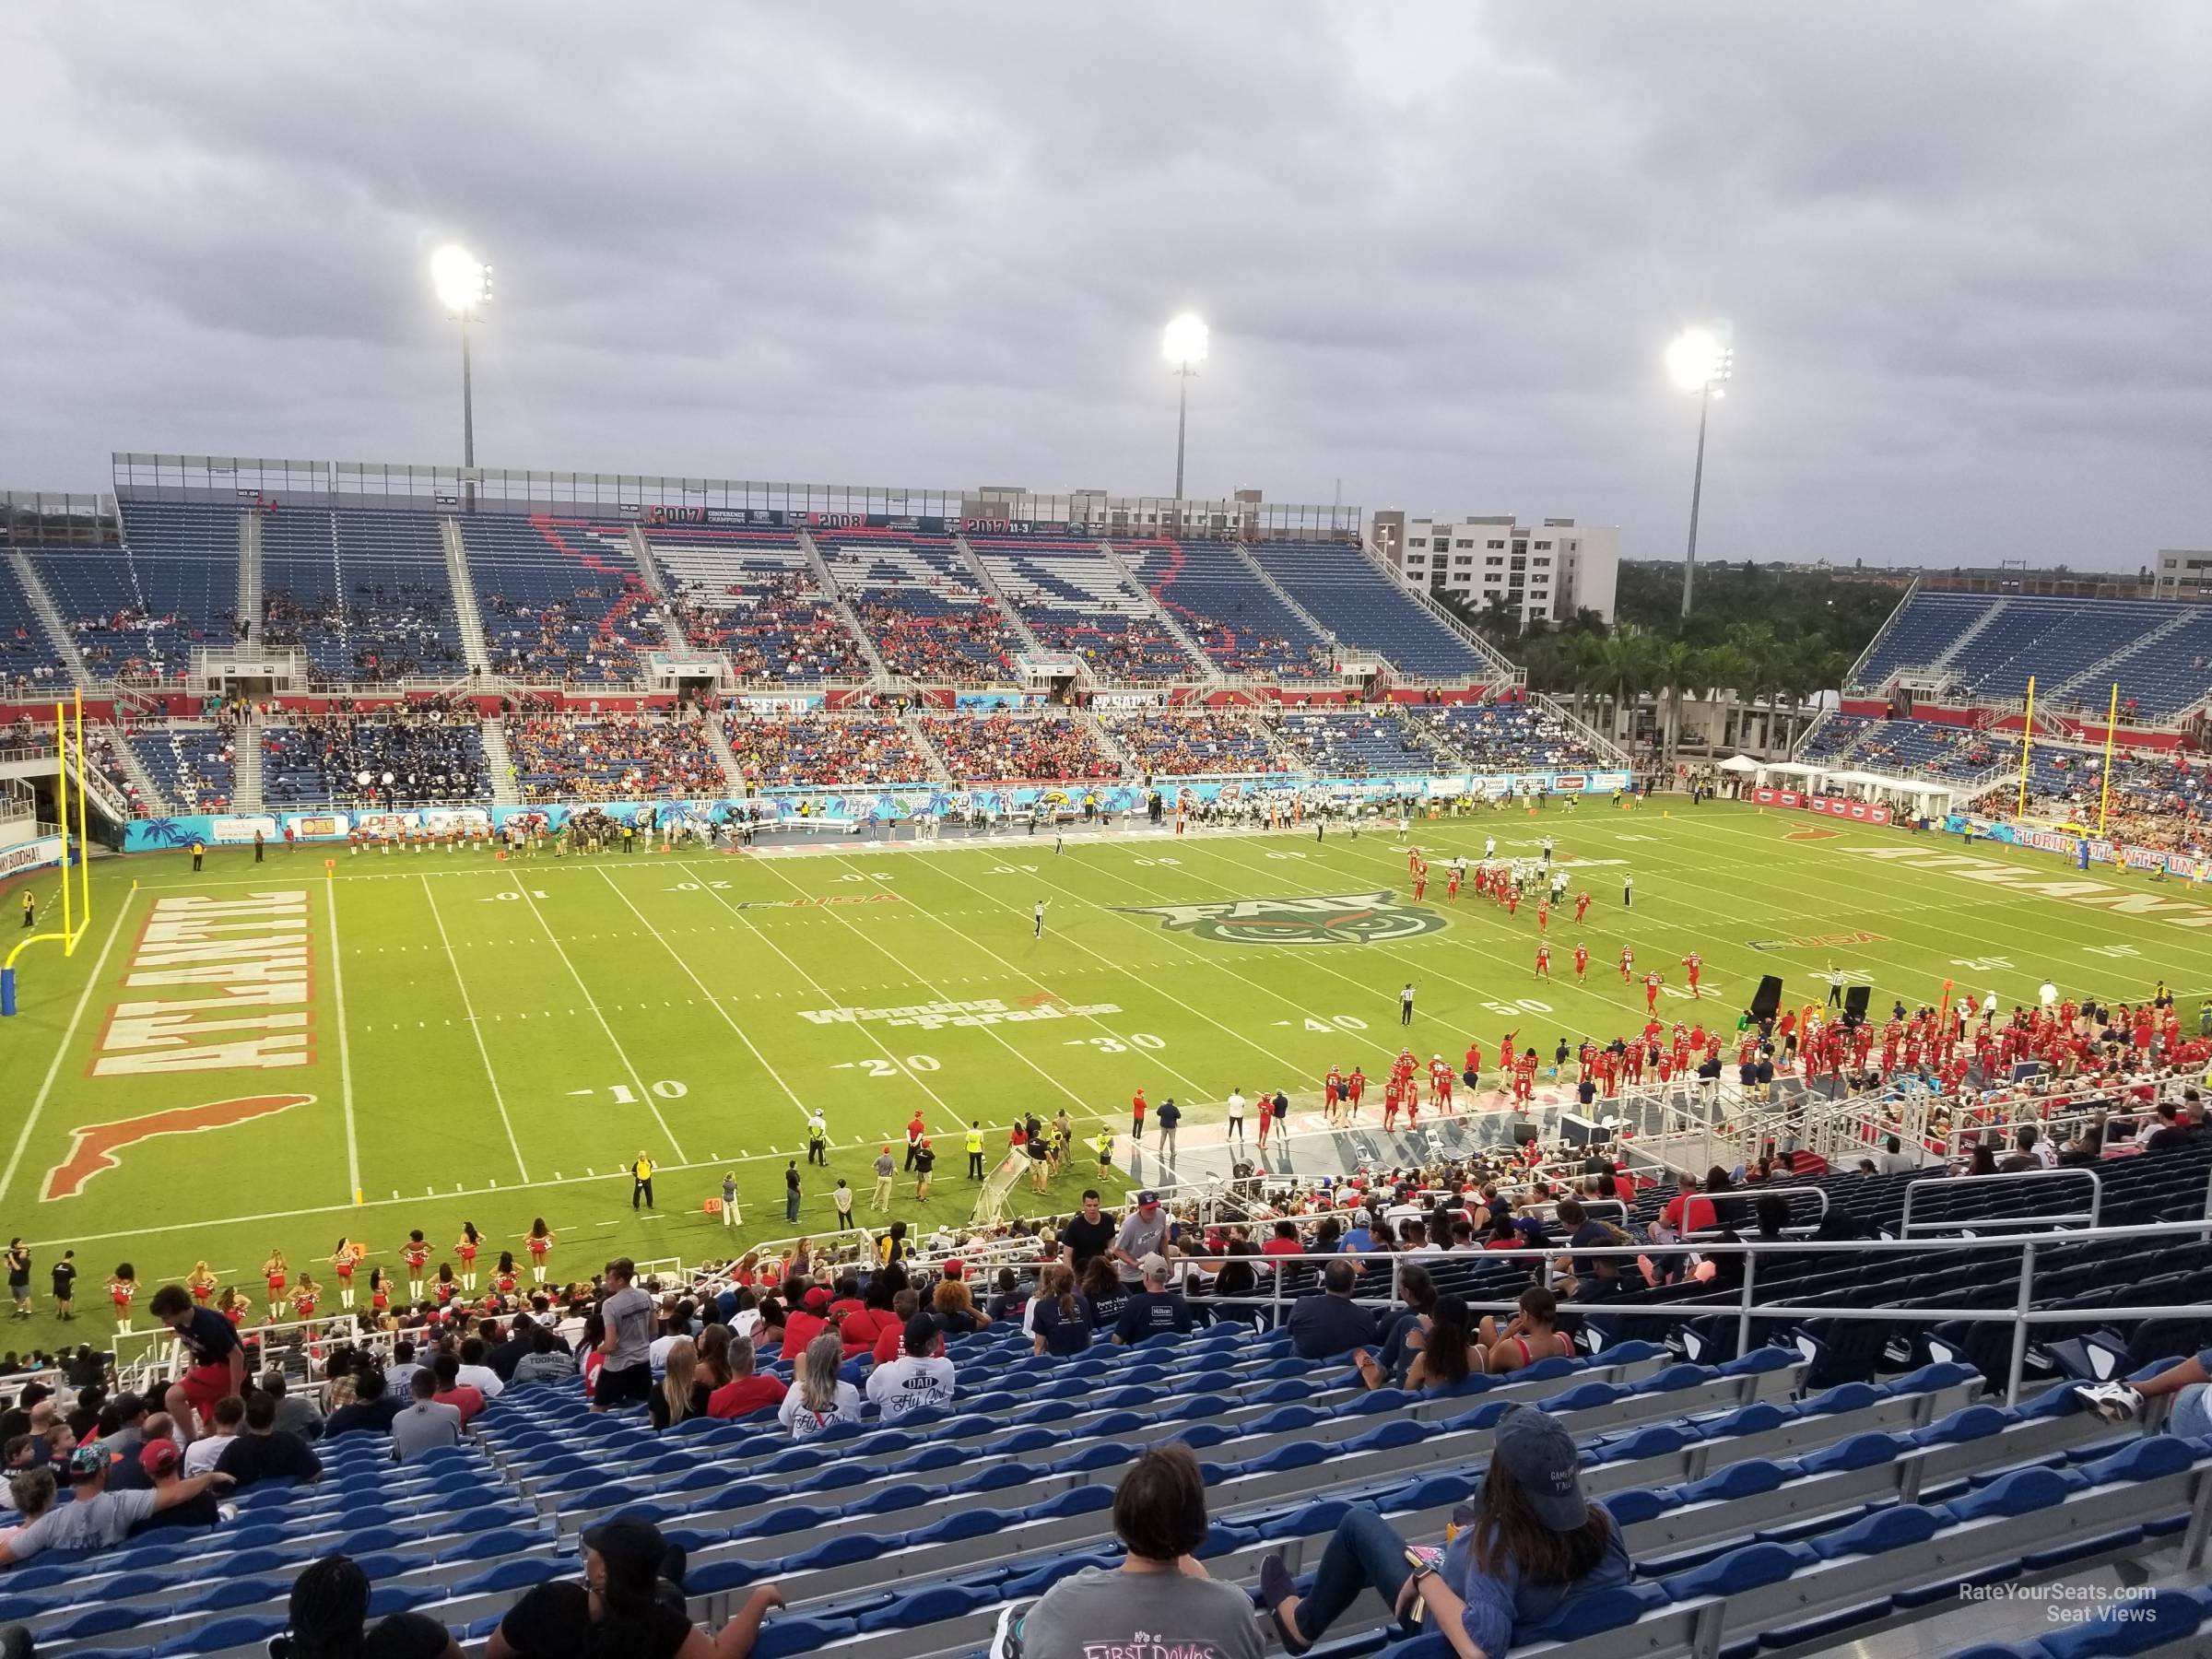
4,3,2206,570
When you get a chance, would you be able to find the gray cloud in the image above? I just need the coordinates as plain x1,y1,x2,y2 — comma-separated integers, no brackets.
1,0,2206,569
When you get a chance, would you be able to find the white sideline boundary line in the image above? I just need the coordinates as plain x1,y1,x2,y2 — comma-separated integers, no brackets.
0,888,137,1209
420,874,532,1185
326,878,362,1201
508,870,687,1161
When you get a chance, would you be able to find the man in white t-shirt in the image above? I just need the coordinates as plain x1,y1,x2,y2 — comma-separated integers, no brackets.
2040,980,2059,1011
865,1313,958,1422
1226,1089,1247,1147
182,1394,244,1477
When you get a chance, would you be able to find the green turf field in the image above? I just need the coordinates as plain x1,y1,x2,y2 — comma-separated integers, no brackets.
3,797,2207,1350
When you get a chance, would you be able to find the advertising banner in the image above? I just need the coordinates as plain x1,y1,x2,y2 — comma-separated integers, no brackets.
0,836,65,880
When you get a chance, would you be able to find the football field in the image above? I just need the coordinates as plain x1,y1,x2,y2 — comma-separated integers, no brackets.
4,797,2209,1345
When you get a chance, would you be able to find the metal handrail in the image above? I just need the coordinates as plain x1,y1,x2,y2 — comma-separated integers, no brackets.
1901,1165,2103,1234
1680,1182,1833,1233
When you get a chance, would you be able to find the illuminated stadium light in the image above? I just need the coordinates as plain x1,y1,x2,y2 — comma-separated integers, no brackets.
430,244,495,492
1667,325,1735,617
1162,312,1209,500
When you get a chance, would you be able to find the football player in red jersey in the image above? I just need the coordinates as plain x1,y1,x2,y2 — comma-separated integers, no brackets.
1347,1065,1366,1117
1645,970,1663,1014
1682,951,1704,999
1573,942,1590,982
1382,1078,1401,1131
1575,891,1591,924
1535,942,1552,981
1619,945,1634,982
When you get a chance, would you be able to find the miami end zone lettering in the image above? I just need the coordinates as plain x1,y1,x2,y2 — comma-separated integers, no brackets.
93,891,314,1076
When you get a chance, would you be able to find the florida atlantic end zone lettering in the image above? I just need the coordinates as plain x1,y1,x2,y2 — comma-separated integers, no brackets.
94,890,314,1075
1119,892,1448,946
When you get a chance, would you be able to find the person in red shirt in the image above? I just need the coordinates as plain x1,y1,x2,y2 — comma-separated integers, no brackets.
1575,891,1591,924
781,1286,832,1359
1130,1089,1147,1135
1681,952,1702,999
431,1352,486,1424
1512,1048,1537,1104
1619,946,1634,982
1644,971,1663,1013
1412,865,1428,901
1323,1067,1342,1122
1536,900,1550,933
1463,1040,1482,1083
1535,943,1551,981
1347,1065,1366,1117
1446,866,1462,901
1382,1079,1401,1131
1572,941,1590,982
708,1335,790,1419
1505,888,1520,917
905,1111,927,1171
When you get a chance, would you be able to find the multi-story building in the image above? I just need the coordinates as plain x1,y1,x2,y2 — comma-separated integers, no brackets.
1370,512,1618,629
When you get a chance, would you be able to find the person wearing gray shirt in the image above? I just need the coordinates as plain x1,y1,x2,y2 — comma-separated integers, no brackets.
390,1371,465,1464
594,1257,656,1409
1109,1193,1170,1285
1017,1444,1262,1659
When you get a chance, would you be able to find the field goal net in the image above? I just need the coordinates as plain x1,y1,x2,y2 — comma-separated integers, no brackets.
971,1153,1028,1227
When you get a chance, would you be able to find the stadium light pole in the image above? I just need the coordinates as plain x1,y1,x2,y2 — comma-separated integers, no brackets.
430,245,494,505
1666,327,1733,618
1162,312,1209,502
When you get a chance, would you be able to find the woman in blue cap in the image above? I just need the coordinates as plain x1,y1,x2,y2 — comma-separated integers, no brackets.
1256,1402,1630,1656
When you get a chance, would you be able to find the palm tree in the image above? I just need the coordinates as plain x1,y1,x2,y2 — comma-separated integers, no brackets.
1653,639,1701,767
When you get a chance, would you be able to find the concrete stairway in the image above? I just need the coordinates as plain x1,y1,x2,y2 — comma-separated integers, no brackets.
8,547,92,684
236,512,263,646
441,520,492,672
477,715,524,807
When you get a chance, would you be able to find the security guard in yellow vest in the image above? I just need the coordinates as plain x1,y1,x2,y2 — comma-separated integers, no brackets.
806,1112,829,1166
965,1123,986,1180
630,1152,654,1210
1093,1130,1115,1176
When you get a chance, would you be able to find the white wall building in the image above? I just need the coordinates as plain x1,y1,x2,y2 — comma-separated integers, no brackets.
2154,549,2212,600
1370,512,1618,629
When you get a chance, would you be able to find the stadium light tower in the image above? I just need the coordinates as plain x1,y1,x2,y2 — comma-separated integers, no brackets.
430,245,494,492
1666,325,1734,618
1162,312,1209,500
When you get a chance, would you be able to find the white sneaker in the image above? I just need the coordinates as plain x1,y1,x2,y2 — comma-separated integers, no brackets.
2077,1382,2144,1422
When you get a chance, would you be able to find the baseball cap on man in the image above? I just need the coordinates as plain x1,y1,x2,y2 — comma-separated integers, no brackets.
1136,1191,1160,1209
67,1441,106,1479
1137,1253,1170,1279
139,1440,180,1479
903,1312,940,1355
1488,1403,1590,1531
803,1288,830,1312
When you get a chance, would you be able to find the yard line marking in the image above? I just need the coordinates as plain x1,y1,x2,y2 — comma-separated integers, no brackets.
916,854,1287,1092
0,886,136,1211
594,867,806,1114
325,879,362,1203
646,866,971,1125
506,871,686,1160
747,857,1099,1118
420,876,531,1185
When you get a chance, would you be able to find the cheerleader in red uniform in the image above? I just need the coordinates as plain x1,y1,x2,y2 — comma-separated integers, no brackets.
454,1222,482,1292
403,1231,429,1300
331,1239,359,1310
108,1263,138,1335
